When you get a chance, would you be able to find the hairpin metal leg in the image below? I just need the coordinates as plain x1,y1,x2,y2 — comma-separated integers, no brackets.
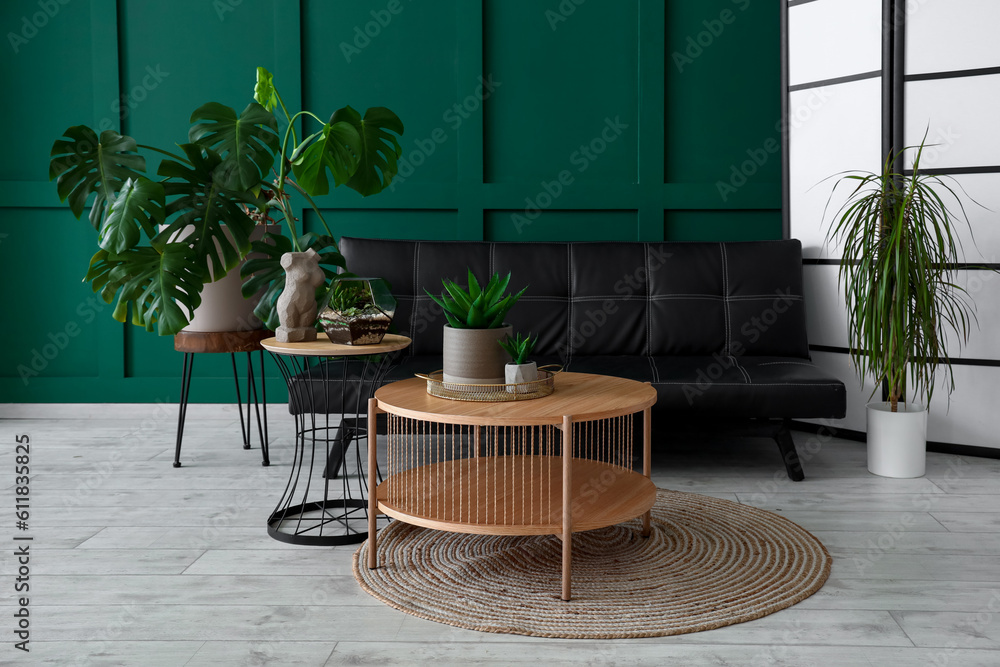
173,353,194,468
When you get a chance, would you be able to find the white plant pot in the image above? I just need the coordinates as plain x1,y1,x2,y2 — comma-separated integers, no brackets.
505,362,538,393
866,401,927,478
164,224,276,332
442,325,512,385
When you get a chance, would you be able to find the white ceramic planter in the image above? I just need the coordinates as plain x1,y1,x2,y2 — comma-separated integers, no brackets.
442,325,512,384
166,224,276,332
867,401,927,478
505,361,538,393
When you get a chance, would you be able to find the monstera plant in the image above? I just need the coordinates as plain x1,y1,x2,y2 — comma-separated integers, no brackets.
48,67,403,335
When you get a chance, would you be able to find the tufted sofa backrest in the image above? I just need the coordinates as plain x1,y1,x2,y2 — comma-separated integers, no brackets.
338,237,810,360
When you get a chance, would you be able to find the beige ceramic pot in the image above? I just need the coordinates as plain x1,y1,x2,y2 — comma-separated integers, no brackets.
164,224,277,332
442,324,512,385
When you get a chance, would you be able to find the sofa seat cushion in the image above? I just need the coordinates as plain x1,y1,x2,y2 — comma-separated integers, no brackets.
286,355,441,415
287,353,844,420
647,356,846,419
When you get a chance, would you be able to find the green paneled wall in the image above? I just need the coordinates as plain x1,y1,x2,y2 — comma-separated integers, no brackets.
0,0,780,403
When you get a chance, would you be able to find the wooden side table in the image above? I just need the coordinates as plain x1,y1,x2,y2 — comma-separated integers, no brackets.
262,334,411,546
173,330,272,468
366,372,657,601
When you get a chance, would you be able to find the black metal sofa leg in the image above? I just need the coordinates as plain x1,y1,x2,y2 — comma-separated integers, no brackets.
775,420,805,482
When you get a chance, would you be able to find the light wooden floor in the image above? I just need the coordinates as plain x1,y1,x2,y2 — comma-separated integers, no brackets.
2,403,999,666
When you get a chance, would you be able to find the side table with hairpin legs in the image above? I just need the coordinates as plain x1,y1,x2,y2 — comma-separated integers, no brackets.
262,334,411,546
173,329,271,468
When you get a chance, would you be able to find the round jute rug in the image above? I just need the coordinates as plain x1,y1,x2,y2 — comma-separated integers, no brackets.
353,488,832,639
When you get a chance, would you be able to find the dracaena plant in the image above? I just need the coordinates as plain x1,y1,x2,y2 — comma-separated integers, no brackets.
49,66,403,335
425,270,527,329
825,138,981,413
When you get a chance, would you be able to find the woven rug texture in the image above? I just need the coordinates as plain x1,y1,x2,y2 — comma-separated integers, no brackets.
354,488,832,639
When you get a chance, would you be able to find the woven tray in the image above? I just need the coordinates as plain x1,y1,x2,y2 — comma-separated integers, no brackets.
416,365,562,402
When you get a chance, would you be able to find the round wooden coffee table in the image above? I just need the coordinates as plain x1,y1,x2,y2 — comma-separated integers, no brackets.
365,372,657,600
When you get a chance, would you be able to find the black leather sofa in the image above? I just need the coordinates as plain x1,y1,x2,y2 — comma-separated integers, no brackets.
294,237,847,481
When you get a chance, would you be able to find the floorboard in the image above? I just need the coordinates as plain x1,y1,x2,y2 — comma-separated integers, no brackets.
2,403,999,665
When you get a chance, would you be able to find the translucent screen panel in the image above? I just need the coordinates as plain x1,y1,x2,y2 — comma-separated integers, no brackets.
788,0,882,87
927,364,1000,450
906,0,1000,75
788,78,882,259
905,75,1000,170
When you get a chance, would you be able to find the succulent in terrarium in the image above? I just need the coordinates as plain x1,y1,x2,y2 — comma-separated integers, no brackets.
318,277,395,345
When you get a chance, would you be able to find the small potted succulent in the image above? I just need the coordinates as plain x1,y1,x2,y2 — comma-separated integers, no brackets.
426,269,527,384
499,332,538,392
317,277,395,345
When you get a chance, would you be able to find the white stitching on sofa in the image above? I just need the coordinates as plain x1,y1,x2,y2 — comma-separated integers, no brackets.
412,242,420,345
728,295,803,301
720,243,731,352
731,356,752,383
755,361,820,367
567,245,573,361
651,382,845,386
644,246,651,356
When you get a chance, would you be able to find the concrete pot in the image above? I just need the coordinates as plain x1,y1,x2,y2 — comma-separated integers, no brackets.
867,401,927,478
505,361,538,393
442,325,512,385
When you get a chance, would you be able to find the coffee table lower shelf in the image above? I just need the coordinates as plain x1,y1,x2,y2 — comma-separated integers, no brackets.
370,455,656,601
376,456,656,536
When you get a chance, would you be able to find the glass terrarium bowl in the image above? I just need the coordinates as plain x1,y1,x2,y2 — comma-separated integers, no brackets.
318,277,396,345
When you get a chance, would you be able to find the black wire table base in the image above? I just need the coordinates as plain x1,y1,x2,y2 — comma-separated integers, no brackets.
266,351,398,546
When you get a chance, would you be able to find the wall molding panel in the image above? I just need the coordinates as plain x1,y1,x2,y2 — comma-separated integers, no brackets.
1,0,782,402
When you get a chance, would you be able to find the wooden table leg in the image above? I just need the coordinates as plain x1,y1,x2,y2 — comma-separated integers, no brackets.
562,414,573,601
367,397,379,569
642,406,652,538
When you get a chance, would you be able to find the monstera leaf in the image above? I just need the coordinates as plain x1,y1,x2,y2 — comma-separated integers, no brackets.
291,121,362,196
254,67,278,113
157,144,262,281
188,102,279,191
49,127,147,228
329,106,404,196
240,232,345,330
99,177,165,254
85,243,204,335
